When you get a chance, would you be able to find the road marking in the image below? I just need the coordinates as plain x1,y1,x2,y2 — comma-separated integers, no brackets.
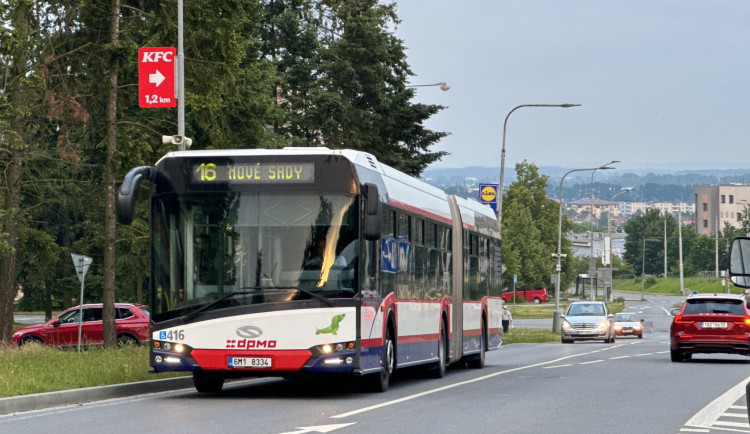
684,374,750,430
542,364,572,369
634,353,654,357
579,360,604,365
713,420,749,428
331,349,615,419
679,428,709,432
280,423,357,433
609,355,630,360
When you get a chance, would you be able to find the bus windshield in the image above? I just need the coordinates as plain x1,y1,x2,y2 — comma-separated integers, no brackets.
151,191,358,321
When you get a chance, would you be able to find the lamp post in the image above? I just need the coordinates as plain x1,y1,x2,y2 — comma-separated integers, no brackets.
641,238,662,301
552,162,617,332
406,82,450,91
588,161,618,301
497,103,581,231
606,187,633,301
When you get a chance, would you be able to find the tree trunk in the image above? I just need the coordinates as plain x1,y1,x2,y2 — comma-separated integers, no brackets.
0,0,32,345
0,149,22,344
102,0,121,348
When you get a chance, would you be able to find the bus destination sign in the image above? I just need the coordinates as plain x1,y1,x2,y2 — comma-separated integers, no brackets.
193,162,315,184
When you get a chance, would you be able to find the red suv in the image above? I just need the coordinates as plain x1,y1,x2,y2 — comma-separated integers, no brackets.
12,303,150,347
670,293,750,362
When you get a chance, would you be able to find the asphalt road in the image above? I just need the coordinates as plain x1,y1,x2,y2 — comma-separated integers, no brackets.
3,292,750,433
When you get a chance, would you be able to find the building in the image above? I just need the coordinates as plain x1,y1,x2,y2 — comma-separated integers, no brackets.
694,184,750,236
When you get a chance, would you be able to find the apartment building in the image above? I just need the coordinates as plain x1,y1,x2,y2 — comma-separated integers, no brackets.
693,184,750,235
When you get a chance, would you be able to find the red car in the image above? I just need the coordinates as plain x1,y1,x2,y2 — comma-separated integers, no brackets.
670,293,750,362
501,287,548,304
12,303,150,347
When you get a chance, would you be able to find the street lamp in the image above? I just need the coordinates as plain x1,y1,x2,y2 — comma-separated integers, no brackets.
606,187,633,301
641,238,662,301
589,161,618,300
552,162,617,332
497,103,581,231
406,82,450,91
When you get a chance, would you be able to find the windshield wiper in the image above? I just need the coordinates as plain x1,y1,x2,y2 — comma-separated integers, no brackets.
251,285,334,307
183,291,257,323
183,287,334,323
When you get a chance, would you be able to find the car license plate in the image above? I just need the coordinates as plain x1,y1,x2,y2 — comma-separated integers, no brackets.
228,357,272,368
701,322,728,329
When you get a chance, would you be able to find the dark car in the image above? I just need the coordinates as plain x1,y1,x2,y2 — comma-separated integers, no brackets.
12,303,151,347
613,312,644,338
670,293,750,362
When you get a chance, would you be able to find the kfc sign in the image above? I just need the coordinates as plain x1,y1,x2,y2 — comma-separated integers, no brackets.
138,47,176,108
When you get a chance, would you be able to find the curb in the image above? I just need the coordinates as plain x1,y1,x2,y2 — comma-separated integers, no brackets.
0,376,194,416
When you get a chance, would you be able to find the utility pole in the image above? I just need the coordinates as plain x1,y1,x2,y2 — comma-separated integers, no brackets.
664,217,667,278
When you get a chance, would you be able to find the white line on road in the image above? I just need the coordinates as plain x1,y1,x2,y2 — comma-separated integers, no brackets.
579,360,604,365
713,420,750,428
609,356,630,360
331,348,617,419
542,364,572,369
684,374,750,429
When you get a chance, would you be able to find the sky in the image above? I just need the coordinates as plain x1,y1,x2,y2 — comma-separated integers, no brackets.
393,1,750,172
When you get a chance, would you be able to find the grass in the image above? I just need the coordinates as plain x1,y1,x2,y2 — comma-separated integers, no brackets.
614,277,741,295
502,328,561,344
0,344,186,398
508,300,625,319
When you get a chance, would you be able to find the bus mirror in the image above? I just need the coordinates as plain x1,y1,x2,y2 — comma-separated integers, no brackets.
116,166,152,225
729,237,750,288
363,183,381,241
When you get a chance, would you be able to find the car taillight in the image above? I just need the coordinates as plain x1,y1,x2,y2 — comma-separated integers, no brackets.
732,318,750,326
674,315,693,324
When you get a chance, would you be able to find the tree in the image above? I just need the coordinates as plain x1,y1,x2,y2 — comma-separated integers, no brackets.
0,1,54,343
265,0,447,176
501,161,575,290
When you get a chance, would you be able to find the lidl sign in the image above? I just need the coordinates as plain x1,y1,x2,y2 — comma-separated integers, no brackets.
479,183,499,212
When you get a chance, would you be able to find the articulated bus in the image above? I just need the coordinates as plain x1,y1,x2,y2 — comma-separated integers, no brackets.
116,147,503,392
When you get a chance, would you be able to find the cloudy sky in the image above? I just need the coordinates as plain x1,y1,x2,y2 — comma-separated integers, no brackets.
393,1,750,171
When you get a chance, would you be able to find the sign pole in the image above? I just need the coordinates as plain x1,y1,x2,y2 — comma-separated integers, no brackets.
71,254,93,352
177,0,185,149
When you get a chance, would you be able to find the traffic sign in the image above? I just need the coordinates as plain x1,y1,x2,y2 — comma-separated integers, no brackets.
70,253,93,283
478,183,499,212
138,47,176,108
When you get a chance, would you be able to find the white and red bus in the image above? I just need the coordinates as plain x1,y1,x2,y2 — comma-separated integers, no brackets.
116,147,503,392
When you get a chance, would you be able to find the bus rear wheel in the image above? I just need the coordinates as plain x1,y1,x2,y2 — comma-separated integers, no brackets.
429,323,447,378
193,370,224,393
467,322,486,369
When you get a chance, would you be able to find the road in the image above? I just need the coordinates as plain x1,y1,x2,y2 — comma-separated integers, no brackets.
3,294,750,434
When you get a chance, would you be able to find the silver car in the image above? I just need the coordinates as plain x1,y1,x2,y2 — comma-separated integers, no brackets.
561,301,615,343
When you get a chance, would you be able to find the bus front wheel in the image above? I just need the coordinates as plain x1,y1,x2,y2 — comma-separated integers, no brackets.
368,323,395,392
193,370,224,393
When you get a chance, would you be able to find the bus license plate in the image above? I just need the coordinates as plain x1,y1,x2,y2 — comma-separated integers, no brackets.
228,357,272,368
701,322,728,329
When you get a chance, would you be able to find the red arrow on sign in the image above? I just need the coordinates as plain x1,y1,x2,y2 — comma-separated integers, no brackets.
138,47,176,108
